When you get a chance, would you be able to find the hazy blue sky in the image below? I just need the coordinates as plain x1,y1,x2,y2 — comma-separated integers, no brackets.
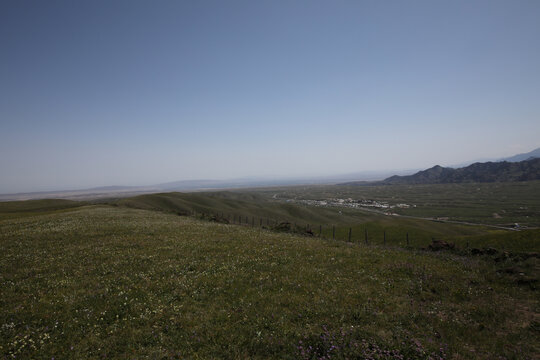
1,0,539,193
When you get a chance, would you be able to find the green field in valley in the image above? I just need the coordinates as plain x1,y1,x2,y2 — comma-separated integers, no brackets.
249,181,540,227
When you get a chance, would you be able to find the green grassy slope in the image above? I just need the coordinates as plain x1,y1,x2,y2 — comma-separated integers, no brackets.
0,206,538,359
114,191,540,252
0,199,85,220
115,191,356,224
116,191,488,233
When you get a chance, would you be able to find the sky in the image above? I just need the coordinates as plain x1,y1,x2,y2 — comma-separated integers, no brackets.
1,0,539,193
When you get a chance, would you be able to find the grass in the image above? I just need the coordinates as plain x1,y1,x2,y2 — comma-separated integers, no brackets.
1,204,538,359
111,191,540,253
0,199,85,220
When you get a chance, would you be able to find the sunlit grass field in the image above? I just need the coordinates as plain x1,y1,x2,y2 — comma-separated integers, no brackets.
1,204,538,359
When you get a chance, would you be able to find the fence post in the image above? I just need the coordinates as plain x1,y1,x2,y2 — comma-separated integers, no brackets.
348,227,352,242
365,228,368,244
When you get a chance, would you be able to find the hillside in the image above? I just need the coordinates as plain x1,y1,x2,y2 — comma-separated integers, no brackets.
0,198,85,220
1,204,538,358
113,191,512,249
343,158,540,185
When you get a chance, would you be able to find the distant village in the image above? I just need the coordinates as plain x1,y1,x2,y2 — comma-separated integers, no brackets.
283,197,415,214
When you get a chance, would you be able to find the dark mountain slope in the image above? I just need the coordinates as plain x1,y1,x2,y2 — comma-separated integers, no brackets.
342,158,540,185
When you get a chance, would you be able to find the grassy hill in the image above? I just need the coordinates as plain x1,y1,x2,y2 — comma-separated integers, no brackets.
0,198,85,220
109,190,540,252
1,205,538,359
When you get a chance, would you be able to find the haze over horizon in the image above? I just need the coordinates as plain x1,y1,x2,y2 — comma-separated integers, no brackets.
2,1,540,193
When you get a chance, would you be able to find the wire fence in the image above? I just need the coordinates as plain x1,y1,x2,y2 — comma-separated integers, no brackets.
183,210,459,251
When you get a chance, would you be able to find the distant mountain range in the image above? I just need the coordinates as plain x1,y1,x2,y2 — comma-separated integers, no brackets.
2,147,538,201
0,171,412,201
341,158,540,185
450,147,540,168
498,147,540,162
